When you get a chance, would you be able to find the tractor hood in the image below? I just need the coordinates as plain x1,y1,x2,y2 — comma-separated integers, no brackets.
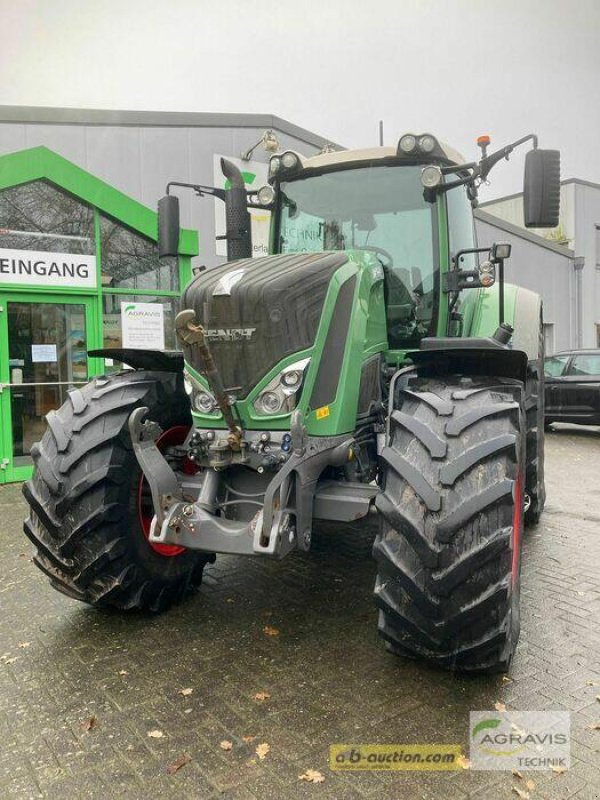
181,252,348,397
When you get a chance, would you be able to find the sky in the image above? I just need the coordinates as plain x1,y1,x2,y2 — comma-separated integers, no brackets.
0,0,599,199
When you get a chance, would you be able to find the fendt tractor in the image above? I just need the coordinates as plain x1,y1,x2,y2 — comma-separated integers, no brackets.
23,132,560,672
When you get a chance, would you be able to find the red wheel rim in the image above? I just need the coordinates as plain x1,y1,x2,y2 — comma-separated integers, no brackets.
511,472,522,585
137,425,194,557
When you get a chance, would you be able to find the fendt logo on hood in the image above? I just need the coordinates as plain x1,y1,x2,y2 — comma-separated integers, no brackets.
204,327,256,341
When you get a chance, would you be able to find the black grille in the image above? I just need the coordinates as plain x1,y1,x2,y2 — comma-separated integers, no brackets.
182,252,348,397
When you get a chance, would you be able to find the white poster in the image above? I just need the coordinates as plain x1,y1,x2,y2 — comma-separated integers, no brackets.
121,302,165,350
213,155,271,259
31,344,58,363
0,248,97,288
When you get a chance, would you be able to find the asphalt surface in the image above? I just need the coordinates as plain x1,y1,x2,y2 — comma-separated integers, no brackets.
1,423,599,799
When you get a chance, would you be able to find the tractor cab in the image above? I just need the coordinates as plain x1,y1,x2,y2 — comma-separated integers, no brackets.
268,138,469,349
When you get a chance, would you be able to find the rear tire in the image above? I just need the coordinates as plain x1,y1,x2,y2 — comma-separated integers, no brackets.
524,321,545,526
23,370,213,612
374,376,525,673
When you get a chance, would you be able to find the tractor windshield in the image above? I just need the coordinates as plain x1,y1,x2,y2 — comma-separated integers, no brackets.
276,164,438,347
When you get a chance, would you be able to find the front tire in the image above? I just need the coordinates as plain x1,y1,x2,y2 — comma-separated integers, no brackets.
23,370,213,612
374,377,525,673
524,321,546,526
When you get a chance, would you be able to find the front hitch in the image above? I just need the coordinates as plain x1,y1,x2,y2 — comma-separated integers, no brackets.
128,406,182,530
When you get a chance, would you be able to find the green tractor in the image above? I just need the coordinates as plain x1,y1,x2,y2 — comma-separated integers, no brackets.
23,132,560,672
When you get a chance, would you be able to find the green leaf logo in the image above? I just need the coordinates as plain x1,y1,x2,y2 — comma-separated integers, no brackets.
472,718,501,738
224,171,256,190
124,304,136,314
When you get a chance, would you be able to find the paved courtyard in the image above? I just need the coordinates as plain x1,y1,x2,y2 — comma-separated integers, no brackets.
1,425,599,799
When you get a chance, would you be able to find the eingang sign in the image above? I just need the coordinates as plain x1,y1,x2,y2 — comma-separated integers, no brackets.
0,247,97,289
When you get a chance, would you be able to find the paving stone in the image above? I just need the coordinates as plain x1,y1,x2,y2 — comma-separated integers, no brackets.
0,426,599,798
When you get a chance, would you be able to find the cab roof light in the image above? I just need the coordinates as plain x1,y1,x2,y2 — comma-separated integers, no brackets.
397,132,442,158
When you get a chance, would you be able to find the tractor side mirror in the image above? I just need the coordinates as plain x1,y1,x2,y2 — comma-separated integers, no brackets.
523,149,560,228
158,194,180,258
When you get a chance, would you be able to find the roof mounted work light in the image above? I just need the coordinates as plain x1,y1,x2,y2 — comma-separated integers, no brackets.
397,132,441,158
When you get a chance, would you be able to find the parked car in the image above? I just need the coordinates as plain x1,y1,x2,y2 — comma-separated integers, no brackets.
544,349,600,427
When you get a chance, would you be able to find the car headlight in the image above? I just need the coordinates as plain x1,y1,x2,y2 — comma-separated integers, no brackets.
254,358,310,416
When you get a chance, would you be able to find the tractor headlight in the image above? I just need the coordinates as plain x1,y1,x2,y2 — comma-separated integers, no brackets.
258,391,283,414
418,134,436,153
399,134,417,154
254,358,310,416
257,184,276,206
184,369,219,415
194,391,217,414
281,151,300,170
421,165,443,188
269,156,281,176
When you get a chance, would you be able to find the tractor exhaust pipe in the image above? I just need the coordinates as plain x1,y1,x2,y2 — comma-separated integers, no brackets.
220,158,252,261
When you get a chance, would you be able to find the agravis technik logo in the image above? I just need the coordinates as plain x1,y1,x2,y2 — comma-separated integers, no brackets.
470,711,570,771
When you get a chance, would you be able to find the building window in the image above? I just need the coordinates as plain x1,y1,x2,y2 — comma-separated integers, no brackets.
0,180,95,254
100,214,178,291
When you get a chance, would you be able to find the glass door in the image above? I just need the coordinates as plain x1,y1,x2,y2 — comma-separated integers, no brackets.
0,294,95,483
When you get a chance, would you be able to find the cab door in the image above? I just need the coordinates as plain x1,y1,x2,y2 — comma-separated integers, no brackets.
0,293,97,483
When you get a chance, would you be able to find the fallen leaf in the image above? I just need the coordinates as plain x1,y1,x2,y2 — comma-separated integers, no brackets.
226,598,235,603
118,670,129,676
495,702,507,712
551,765,566,775
242,735,257,744
220,740,233,751
587,723,600,730
525,779,535,791
263,625,280,637
596,696,600,703
3,657,18,664
512,788,530,800
80,716,97,732
456,754,470,770
256,742,270,760
147,729,165,739
512,770,524,779
126,744,135,752
17,642,30,649
586,681,597,686
502,676,513,683
166,753,191,775
253,691,271,702
178,688,193,697
299,769,325,783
